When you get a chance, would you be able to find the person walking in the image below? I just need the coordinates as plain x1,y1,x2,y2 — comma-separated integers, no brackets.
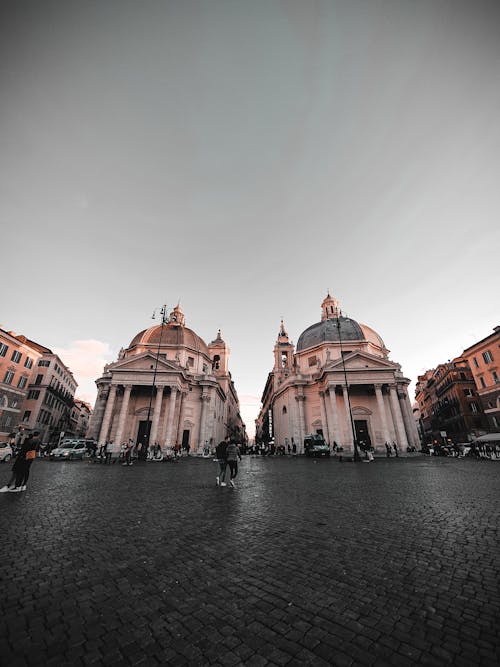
392,442,399,457
225,440,242,488
385,442,392,457
215,436,230,486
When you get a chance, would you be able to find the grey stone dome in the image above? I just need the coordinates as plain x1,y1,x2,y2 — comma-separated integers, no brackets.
296,317,365,352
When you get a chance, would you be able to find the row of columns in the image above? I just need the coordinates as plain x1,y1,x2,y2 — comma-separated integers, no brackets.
309,382,418,450
98,384,184,447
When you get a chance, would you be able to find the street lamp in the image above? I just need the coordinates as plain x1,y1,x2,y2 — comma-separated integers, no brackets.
335,310,361,462
139,304,168,460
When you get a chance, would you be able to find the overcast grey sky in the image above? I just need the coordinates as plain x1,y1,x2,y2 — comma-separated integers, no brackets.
1,0,499,435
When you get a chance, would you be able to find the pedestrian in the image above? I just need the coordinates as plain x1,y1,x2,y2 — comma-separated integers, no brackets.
392,441,399,457
1,431,40,492
225,440,242,488
122,441,133,466
215,436,230,486
292,442,297,456
385,442,392,457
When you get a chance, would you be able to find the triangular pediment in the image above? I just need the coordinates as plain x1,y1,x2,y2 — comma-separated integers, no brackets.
111,352,181,372
325,351,397,372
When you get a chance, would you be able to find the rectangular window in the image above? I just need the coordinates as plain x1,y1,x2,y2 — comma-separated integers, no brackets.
24,357,33,369
470,402,479,413
11,350,22,363
473,357,479,368
0,343,8,357
479,377,487,389
187,357,194,367
22,410,31,422
3,370,14,385
482,350,494,364
308,356,317,367
492,371,499,384
463,388,472,396
27,390,40,400
34,374,43,385
17,377,27,389
38,359,50,367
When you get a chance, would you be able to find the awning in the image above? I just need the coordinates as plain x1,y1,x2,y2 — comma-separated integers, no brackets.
473,433,500,443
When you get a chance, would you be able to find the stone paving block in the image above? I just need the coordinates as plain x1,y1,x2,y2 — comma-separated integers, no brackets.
1,457,500,666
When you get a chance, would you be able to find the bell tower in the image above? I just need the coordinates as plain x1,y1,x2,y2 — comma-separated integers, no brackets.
274,320,294,373
209,330,229,375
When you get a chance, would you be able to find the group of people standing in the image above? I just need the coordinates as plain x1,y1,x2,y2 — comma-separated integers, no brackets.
0,431,41,493
215,436,242,488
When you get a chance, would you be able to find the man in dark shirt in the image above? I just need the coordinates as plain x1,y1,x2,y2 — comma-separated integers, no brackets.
215,436,230,487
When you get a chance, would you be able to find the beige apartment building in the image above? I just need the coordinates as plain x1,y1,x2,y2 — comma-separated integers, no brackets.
21,353,78,443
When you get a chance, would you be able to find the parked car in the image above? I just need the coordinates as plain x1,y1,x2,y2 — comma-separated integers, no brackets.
0,442,13,462
49,441,88,460
304,434,330,458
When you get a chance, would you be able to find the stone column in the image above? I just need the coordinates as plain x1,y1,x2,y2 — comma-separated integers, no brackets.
198,391,210,454
175,390,186,444
295,393,306,452
328,385,341,446
400,393,418,448
98,384,117,444
149,386,164,447
389,385,408,449
164,387,178,448
341,385,354,448
114,385,133,445
374,383,391,444
87,387,108,440
319,391,331,444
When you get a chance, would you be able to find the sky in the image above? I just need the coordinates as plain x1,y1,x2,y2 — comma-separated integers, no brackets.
1,0,499,437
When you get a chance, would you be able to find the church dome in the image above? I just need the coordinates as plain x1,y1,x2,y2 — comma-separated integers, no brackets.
296,316,364,351
295,293,386,353
129,323,209,355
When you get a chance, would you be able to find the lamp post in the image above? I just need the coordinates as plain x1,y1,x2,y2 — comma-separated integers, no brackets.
139,304,168,460
335,311,361,462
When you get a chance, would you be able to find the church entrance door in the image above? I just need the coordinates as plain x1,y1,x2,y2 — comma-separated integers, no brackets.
137,420,152,448
354,420,371,447
182,429,190,448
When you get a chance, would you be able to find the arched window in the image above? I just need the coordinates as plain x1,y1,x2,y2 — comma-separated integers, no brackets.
282,406,287,414
213,355,220,370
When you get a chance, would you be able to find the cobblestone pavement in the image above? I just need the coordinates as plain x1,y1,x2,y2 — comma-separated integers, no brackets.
1,455,499,666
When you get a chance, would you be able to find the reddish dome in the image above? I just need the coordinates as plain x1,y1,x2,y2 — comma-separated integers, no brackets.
129,324,209,355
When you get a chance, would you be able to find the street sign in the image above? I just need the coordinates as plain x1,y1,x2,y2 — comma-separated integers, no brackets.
440,431,447,437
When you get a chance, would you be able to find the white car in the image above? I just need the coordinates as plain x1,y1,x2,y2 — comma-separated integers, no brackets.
0,442,13,462
49,441,88,460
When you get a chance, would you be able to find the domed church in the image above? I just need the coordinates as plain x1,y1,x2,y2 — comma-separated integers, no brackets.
87,304,245,454
256,293,419,455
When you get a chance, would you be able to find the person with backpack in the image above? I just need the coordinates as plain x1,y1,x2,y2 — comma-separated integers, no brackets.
225,440,242,488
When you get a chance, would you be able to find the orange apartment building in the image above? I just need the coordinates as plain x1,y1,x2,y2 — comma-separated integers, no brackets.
461,326,500,432
0,328,50,441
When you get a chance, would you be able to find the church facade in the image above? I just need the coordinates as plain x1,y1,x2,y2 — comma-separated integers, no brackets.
256,294,419,455
87,304,245,454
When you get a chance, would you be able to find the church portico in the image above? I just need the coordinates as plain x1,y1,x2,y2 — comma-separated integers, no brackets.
87,304,245,456
256,294,416,456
